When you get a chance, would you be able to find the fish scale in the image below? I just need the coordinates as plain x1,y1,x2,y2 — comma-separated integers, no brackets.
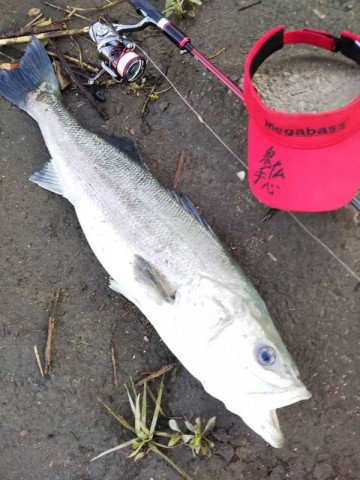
29,91,239,292
0,38,311,448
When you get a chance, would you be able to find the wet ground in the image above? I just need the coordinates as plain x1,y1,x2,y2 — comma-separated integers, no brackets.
1,0,360,479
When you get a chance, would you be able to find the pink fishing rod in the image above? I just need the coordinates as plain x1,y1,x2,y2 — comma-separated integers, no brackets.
127,0,245,101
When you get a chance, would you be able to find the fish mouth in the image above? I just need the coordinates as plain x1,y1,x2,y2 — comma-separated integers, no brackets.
227,386,311,448
237,406,285,448
246,384,312,408
262,409,284,448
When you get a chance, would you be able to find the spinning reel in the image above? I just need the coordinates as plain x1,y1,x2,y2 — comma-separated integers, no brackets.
88,19,148,84
88,0,244,100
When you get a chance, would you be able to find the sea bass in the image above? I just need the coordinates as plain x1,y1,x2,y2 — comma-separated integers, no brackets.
0,39,311,448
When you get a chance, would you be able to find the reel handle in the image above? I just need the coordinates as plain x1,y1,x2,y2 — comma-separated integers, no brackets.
127,0,163,23
127,0,191,49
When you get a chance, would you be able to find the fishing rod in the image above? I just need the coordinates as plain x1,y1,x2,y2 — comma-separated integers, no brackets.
88,0,244,100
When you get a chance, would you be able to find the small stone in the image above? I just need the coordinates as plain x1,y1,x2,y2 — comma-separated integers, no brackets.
237,171,246,181
213,428,231,443
19,430,29,437
140,120,151,136
313,462,335,480
158,101,170,112
143,335,149,342
215,443,234,462
269,474,283,480
269,465,286,480
235,446,250,461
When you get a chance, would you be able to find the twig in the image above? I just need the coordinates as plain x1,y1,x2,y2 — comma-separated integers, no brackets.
51,40,109,120
208,47,226,60
140,85,156,118
155,85,173,95
44,288,62,378
0,22,68,40
0,27,90,46
110,327,118,387
0,51,16,61
173,151,186,189
261,208,278,223
136,363,179,386
44,2,92,22
145,384,170,418
67,0,123,12
48,51,98,73
70,37,83,70
34,345,44,377
236,0,261,11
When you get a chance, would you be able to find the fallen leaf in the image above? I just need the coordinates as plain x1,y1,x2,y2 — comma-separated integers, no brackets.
28,7,41,16
19,430,30,436
0,63,19,70
33,17,52,27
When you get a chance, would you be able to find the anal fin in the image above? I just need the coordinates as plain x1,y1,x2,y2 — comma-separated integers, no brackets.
109,277,138,305
29,160,64,196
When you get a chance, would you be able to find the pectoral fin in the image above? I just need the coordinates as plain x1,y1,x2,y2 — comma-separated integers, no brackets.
134,255,174,304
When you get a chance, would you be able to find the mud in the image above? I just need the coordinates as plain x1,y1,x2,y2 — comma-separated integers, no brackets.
1,0,359,479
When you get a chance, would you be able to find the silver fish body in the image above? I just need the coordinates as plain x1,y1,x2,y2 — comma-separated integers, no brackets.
0,39,311,447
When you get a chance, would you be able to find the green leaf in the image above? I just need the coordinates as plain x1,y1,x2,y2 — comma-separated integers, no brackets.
128,441,145,458
190,0,202,4
154,431,173,438
168,432,182,447
203,416,216,434
182,434,194,444
169,419,181,432
164,0,174,10
184,421,196,433
187,10,195,17
134,450,147,461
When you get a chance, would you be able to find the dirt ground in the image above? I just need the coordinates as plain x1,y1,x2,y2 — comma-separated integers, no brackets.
1,0,360,479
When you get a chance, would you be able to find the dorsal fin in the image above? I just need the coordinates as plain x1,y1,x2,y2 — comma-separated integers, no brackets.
168,189,216,235
95,130,145,166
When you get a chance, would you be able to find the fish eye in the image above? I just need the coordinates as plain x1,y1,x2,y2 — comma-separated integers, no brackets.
257,346,277,366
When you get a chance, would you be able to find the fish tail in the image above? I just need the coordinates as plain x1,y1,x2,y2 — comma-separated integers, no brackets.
0,37,58,112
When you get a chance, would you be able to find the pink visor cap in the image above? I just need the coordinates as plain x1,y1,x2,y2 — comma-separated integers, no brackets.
243,26,360,212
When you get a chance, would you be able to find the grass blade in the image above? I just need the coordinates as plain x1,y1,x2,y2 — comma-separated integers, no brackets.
134,392,141,435
142,382,147,427
128,441,145,458
125,385,137,416
149,376,164,436
91,438,136,461
149,443,193,480
98,398,136,434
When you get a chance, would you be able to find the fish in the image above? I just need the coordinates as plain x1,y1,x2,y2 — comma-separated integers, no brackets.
0,39,311,448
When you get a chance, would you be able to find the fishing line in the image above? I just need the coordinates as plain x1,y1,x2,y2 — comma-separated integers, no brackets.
137,45,247,169
139,45,360,284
